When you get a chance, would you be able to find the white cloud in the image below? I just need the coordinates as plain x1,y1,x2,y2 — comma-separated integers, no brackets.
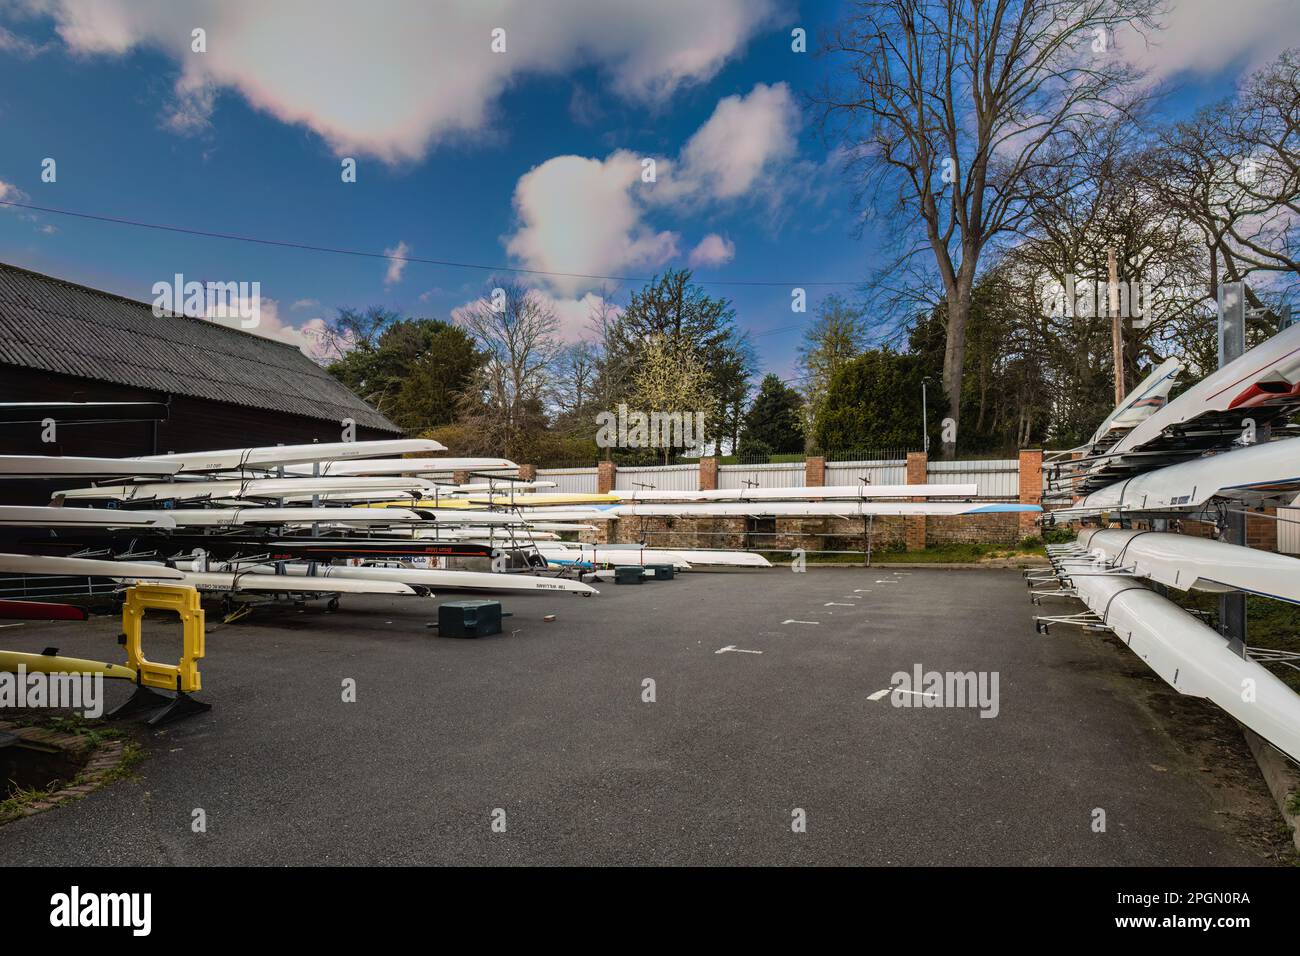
1117,0,1300,85
0,24,48,57
505,151,679,296
383,241,410,287
656,82,800,203
18,0,777,163
200,295,335,360
688,233,735,268
503,82,802,294
289,297,318,310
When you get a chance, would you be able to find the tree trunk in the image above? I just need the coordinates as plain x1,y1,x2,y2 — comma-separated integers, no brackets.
941,285,970,460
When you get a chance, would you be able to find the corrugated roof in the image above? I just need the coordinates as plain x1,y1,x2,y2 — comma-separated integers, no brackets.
0,262,399,433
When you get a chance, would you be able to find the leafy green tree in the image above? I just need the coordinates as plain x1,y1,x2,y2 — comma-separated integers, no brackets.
325,309,483,433
799,294,867,448
814,349,931,451
739,374,804,456
600,269,752,451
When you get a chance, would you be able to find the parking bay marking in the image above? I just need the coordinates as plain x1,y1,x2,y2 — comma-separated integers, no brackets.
869,687,938,702
782,619,820,625
716,645,762,655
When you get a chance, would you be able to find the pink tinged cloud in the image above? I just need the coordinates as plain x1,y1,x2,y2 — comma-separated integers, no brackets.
384,241,410,286
23,0,778,164
688,234,735,268
505,152,679,296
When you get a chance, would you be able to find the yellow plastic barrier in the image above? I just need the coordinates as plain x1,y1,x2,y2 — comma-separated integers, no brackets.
121,584,205,693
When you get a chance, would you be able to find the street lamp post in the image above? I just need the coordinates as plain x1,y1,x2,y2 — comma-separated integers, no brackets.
922,380,929,453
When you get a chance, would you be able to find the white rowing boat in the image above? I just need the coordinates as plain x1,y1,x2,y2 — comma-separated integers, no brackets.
116,569,417,596
539,543,771,568
122,507,429,527
1076,528,1300,604
1053,438,1300,519
282,457,518,476
602,501,1041,518
0,553,185,579
0,455,179,478
0,506,176,529
180,561,599,596
611,483,979,501
1070,572,1300,763
57,476,437,503
132,439,446,473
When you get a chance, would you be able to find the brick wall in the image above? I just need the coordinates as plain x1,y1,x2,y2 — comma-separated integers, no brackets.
805,456,826,487
597,460,616,494
1018,449,1043,537
927,513,1021,546
699,457,719,491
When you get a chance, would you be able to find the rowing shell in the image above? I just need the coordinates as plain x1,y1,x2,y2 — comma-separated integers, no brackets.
209,562,599,596
114,570,417,596
0,506,177,529
0,552,185,579
611,484,980,501
0,455,179,478
283,457,518,476
57,476,436,502
600,501,1041,518
538,544,770,568
1071,572,1300,763
131,438,446,473
1052,438,1300,519
1076,528,1300,604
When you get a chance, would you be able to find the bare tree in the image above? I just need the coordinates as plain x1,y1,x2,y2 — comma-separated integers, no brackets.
821,0,1158,455
1138,49,1300,311
456,283,562,458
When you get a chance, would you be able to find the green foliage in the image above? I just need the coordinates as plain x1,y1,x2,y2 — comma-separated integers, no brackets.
600,269,753,452
814,348,930,450
739,374,804,456
326,309,483,433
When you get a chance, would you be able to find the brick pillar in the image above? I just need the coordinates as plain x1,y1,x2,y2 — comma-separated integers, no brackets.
699,457,719,491
597,460,616,494
805,456,825,487
905,450,927,551
1018,448,1044,537
452,469,470,486
518,463,537,481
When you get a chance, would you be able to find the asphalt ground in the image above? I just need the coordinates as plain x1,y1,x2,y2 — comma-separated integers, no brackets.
0,566,1287,865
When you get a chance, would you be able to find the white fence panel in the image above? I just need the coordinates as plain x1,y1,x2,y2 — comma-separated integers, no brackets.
718,462,805,489
824,460,907,486
928,459,1018,498
536,467,598,494
1279,507,1300,555
615,463,699,492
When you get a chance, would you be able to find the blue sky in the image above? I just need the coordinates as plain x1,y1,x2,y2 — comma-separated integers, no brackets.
1,0,1296,384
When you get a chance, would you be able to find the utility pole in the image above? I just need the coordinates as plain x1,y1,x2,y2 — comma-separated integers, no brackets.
921,380,929,453
1218,282,1247,657
1108,248,1125,406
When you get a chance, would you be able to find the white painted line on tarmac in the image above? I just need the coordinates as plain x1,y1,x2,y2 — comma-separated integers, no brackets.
824,601,855,606
867,688,892,701
716,645,762,655
782,619,820,625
